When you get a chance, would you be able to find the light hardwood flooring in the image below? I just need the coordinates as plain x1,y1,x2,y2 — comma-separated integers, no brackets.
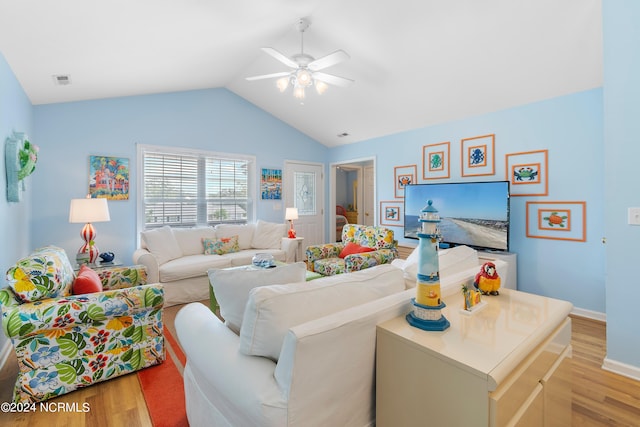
0,305,638,426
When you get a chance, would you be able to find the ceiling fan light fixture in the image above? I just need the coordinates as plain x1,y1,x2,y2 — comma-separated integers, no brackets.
277,77,290,92
315,80,328,95
293,85,306,100
296,68,313,87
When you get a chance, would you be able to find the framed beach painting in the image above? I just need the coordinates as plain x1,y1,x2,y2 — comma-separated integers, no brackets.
394,164,417,198
89,155,129,200
461,134,495,177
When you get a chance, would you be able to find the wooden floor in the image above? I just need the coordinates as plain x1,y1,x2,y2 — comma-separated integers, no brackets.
0,309,638,426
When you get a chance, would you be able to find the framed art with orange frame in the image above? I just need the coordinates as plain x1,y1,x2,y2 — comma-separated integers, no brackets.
380,201,403,226
422,141,450,180
526,201,586,242
394,164,417,198
505,149,548,196
461,134,495,177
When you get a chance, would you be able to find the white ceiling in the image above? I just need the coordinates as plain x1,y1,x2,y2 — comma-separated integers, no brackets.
0,0,602,147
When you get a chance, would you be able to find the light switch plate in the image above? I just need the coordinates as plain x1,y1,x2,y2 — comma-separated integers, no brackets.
628,207,640,225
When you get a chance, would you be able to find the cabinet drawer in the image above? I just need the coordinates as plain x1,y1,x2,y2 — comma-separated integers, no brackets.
490,318,571,426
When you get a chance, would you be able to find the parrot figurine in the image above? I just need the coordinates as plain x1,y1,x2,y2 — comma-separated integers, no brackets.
474,261,501,295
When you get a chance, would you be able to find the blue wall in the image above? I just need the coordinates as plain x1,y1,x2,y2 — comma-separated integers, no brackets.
603,0,640,374
30,89,328,265
330,89,605,313
0,53,34,354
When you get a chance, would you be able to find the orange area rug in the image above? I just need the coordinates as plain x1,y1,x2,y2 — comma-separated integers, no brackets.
137,327,189,427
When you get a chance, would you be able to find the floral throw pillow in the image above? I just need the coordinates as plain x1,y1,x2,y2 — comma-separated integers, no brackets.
7,245,75,303
203,235,240,255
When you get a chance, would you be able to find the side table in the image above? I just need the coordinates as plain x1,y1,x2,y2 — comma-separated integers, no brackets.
282,236,305,262
74,260,123,272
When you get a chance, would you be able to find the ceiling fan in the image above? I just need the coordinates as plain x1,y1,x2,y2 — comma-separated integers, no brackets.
246,19,354,100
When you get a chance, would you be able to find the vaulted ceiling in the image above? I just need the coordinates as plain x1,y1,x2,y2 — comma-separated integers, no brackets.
0,0,602,147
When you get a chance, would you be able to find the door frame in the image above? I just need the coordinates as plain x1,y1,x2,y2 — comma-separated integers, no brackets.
330,156,376,242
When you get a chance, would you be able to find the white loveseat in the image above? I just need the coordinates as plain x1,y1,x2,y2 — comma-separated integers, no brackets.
174,246,511,427
133,220,298,306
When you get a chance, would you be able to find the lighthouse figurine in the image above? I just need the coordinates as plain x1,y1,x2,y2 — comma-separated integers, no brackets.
406,200,450,331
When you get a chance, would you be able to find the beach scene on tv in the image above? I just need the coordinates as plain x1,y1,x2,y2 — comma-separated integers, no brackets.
404,182,509,251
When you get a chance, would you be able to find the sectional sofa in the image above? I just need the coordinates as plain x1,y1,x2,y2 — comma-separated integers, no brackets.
174,245,512,426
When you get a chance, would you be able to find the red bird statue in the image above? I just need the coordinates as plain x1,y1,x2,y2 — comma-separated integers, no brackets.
474,261,501,295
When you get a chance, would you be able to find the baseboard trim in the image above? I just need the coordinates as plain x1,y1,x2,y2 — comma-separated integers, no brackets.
571,306,606,322
0,340,11,373
602,357,640,382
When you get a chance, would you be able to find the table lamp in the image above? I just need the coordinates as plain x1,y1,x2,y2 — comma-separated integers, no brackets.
285,207,298,238
69,197,111,264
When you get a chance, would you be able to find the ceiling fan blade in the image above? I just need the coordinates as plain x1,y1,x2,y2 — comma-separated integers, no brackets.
308,50,350,71
313,72,354,88
246,71,291,81
261,47,298,69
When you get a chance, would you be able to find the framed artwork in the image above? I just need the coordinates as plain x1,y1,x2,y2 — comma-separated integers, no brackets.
380,201,403,226
422,141,450,180
394,164,417,198
505,149,548,196
261,168,282,200
526,201,586,242
461,134,495,177
89,155,129,200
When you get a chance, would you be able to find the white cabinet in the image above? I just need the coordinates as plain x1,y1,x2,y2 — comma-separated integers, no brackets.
376,289,572,427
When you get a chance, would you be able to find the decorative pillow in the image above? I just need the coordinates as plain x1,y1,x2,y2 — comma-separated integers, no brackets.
140,226,183,264
203,235,240,255
251,220,286,249
72,265,103,295
7,245,75,303
209,262,307,334
339,242,375,258
215,224,255,250
239,264,405,361
173,227,217,256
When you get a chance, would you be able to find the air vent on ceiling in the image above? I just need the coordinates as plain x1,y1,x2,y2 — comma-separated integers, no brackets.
337,132,350,138
52,74,72,86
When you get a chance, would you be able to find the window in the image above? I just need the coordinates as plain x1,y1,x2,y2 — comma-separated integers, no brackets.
138,145,255,229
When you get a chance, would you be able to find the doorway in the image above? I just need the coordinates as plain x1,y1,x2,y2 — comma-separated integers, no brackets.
330,157,376,242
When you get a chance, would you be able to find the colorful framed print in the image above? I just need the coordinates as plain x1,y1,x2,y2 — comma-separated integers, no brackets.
461,134,495,177
422,142,450,180
380,201,403,226
505,149,548,196
261,168,282,200
394,164,417,198
526,201,586,242
89,155,129,200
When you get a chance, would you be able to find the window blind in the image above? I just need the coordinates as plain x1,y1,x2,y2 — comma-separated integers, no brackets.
141,148,251,229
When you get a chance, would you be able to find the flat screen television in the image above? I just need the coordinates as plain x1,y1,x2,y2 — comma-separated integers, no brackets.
404,181,510,251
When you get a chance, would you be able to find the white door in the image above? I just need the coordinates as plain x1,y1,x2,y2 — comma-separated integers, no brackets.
364,166,375,226
284,161,325,250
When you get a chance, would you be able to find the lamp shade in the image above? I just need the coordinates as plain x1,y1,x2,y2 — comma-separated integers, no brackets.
69,198,111,223
285,207,299,221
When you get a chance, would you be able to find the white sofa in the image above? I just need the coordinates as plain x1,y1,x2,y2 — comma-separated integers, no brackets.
174,246,511,427
133,220,298,306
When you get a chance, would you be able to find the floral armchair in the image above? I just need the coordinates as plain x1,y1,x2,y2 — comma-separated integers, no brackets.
0,246,165,403
306,224,398,276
